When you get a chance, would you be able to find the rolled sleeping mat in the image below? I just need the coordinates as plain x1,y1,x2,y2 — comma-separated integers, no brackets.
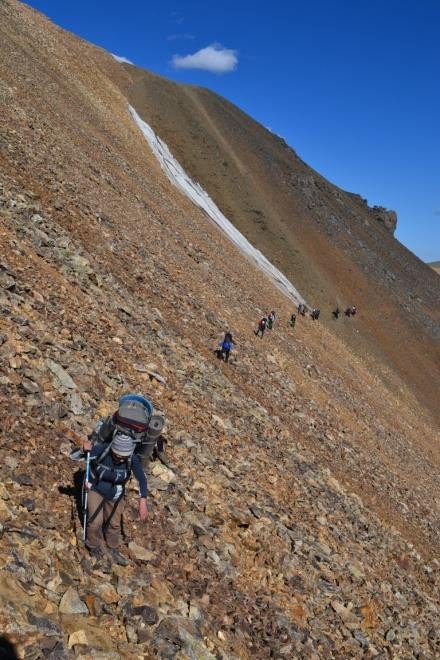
147,414,165,440
136,415,166,469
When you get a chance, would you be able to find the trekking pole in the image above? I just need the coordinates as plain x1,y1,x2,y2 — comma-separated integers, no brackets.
82,451,90,542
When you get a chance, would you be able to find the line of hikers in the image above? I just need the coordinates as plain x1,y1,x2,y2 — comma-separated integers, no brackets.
70,298,360,565
215,301,358,365
256,303,357,334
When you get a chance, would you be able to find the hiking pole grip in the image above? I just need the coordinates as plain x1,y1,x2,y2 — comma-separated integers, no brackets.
83,451,91,542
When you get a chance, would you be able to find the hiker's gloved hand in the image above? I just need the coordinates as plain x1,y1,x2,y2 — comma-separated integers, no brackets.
138,498,148,522
83,439,92,452
84,481,92,490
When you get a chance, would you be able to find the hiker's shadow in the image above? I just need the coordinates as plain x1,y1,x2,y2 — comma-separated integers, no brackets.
58,468,84,528
0,635,19,660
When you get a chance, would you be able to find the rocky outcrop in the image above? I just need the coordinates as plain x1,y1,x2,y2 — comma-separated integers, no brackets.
370,205,398,234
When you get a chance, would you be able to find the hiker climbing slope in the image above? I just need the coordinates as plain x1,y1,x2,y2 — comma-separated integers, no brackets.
83,434,147,565
267,310,276,329
218,331,235,363
255,316,267,338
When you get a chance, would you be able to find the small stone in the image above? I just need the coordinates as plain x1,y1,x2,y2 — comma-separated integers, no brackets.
15,474,33,486
69,254,91,274
21,377,40,394
68,630,88,648
150,463,175,483
46,359,77,389
147,370,166,384
331,600,359,626
59,587,88,615
93,582,119,604
128,542,156,562
132,605,159,625
20,498,35,511
4,456,19,470
69,390,83,415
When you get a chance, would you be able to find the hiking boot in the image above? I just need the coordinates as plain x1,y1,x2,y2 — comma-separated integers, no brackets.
108,548,128,566
87,546,104,560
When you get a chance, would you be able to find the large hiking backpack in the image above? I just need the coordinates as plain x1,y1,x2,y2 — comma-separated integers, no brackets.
93,394,165,469
115,394,153,436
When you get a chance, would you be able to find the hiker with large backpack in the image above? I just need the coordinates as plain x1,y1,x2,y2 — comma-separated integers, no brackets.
267,310,276,329
255,316,267,338
83,433,147,564
89,394,166,471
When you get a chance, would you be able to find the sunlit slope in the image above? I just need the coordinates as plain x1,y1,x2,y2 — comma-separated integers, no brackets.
0,0,439,656
126,66,440,418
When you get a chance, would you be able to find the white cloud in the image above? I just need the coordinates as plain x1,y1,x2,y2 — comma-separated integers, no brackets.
111,53,133,65
171,43,238,73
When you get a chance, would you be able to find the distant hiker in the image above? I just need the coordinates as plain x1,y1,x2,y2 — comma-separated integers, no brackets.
333,307,340,319
351,306,357,316
218,331,235,363
298,303,306,316
290,313,296,328
267,310,276,329
255,316,267,337
311,308,320,320
83,434,147,564
345,307,351,317
73,394,167,471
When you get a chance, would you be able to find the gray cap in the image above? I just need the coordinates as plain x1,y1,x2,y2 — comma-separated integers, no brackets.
112,434,134,457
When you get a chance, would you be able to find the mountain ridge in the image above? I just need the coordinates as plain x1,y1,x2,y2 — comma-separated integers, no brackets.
124,64,439,417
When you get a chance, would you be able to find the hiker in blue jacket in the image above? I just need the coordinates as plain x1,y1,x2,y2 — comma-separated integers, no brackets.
219,331,235,363
83,433,147,564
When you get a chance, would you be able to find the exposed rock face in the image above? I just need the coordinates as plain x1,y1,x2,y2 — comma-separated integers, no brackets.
0,0,439,658
371,205,398,233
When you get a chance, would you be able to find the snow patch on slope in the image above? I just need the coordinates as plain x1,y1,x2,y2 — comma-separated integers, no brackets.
129,105,306,306
111,53,133,65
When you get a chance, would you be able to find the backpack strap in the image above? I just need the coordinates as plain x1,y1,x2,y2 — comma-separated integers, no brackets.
102,488,125,531
89,442,113,483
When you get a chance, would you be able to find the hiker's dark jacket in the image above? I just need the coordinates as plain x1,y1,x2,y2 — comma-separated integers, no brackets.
89,443,147,500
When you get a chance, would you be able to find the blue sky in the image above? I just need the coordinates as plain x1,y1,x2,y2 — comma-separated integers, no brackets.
26,0,440,262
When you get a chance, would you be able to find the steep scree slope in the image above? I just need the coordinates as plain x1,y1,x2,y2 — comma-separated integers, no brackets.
0,1,439,658
127,68,440,418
